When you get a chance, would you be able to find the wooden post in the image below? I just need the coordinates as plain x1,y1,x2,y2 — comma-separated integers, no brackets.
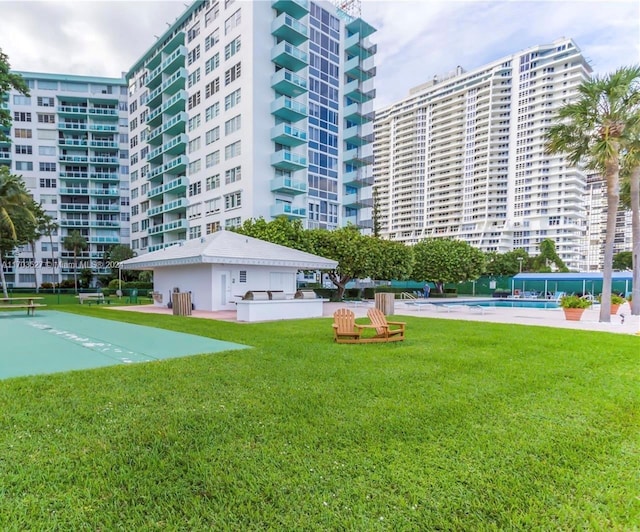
374,293,395,315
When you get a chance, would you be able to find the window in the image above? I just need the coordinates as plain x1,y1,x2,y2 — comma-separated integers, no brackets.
224,115,241,135
187,23,200,43
224,140,241,160
188,203,202,220
15,161,33,171
39,162,56,172
224,191,241,210
39,178,57,188
206,174,220,191
205,126,220,144
37,129,56,140
188,68,201,88
205,3,219,26
189,181,202,196
205,29,219,51
189,226,202,239
205,78,220,98
206,221,221,234
189,159,202,174
224,62,241,85
37,113,55,124
129,117,138,131
187,45,201,65
206,197,221,215
130,135,138,148
39,146,56,156
13,112,31,122
239,270,247,283
15,128,32,138
13,95,31,105
225,165,241,184
224,88,241,110
188,114,201,131
205,102,220,121
37,96,54,107
225,216,241,229
224,9,241,34
206,150,220,168
188,91,201,110
205,53,220,75
15,145,32,155
224,37,241,60
188,137,202,153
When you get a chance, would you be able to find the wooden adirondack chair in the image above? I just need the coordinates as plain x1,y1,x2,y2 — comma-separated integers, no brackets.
333,308,366,343
366,308,406,342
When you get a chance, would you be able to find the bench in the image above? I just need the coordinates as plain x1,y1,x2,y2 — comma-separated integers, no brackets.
0,303,47,316
78,293,105,304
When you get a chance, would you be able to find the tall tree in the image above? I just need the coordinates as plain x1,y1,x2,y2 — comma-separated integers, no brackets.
62,230,88,293
106,244,135,282
0,48,29,141
40,214,59,290
546,65,640,322
531,239,569,273
620,128,640,314
411,238,486,294
0,167,34,297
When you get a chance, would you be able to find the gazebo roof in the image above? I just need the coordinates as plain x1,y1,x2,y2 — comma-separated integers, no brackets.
513,272,632,281
119,230,338,270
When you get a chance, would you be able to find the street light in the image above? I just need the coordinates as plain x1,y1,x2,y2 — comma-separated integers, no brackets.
517,257,524,273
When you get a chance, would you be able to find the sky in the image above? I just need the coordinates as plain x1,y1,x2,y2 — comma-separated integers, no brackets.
1,0,639,109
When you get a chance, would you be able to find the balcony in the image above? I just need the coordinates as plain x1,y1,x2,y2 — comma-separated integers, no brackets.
344,125,374,147
90,220,120,228
58,138,88,147
344,170,374,188
271,13,308,46
161,67,187,96
57,105,88,116
59,187,88,195
147,112,187,145
270,203,306,219
344,148,373,167
345,33,377,59
147,198,188,217
90,172,119,181
147,177,188,199
59,203,90,212
346,17,376,39
344,102,374,125
87,107,118,119
59,122,88,131
270,176,307,195
270,123,307,146
89,188,119,196
343,193,373,208
88,123,117,133
60,219,89,228
146,133,188,164
59,171,89,179
272,0,309,19
147,90,187,127
89,140,119,150
271,41,308,71
59,155,89,163
90,203,120,212
164,154,188,175
89,156,119,165
344,56,376,82
148,219,189,235
271,69,307,97
148,240,186,253
344,79,376,103
271,151,307,171
271,96,307,122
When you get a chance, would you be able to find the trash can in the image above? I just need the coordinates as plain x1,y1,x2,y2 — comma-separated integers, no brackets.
172,292,192,316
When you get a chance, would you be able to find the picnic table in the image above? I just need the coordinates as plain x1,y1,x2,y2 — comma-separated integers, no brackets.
0,296,46,316
77,293,109,305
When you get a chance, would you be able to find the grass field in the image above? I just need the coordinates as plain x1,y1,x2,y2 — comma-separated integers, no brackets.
0,305,638,529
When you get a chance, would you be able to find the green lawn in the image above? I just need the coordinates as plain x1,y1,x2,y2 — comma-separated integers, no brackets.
1,306,638,529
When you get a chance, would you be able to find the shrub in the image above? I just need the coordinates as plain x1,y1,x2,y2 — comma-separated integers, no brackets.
560,295,592,309
40,282,53,289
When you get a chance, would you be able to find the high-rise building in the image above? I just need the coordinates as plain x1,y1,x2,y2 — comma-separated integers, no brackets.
584,172,632,271
2,73,130,288
126,0,376,254
373,38,591,270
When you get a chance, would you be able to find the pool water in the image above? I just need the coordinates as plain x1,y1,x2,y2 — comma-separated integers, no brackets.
427,299,560,309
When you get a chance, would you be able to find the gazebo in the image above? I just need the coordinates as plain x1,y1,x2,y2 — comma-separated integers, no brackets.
119,230,338,316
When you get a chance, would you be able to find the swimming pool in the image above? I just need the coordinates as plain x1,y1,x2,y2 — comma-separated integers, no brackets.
424,299,560,309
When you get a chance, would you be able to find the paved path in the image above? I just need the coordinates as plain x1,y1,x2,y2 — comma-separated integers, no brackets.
109,299,639,336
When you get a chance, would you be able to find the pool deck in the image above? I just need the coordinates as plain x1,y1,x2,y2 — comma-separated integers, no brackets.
107,299,640,336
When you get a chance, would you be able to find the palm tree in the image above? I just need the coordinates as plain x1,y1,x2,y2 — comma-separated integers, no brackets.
0,167,34,297
620,133,640,315
546,65,640,323
40,214,60,292
62,230,88,294
24,200,47,292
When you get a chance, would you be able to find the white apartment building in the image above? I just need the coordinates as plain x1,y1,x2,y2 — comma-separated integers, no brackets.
373,38,592,270
2,73,130,288
126,0,376,254
584,172,632,271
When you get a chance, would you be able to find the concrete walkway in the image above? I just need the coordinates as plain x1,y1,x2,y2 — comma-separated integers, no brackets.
108,299,639,336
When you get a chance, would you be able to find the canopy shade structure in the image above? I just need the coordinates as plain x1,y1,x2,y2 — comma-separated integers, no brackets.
511,272,633,298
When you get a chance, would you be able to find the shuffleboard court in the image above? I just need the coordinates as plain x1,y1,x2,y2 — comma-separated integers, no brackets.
0,310,249,380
